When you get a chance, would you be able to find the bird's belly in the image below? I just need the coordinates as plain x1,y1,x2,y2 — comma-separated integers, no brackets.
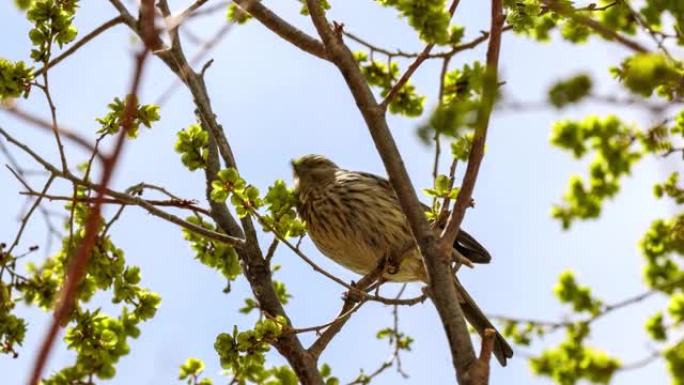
311,234,378,275
309,232,425,282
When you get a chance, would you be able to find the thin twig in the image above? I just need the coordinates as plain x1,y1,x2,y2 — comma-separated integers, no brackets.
344,26,512,61
167,0,210,31
542,0,649,53
347,285,412,384
380,43,435,109
308,263,387,359
264,237,279,265
379,0,460,109
38,44,68,172
617,0,672,59
2,107,102,159
6,175,55,256
21,191,212,216
490,275,684,332
245,204,353,290
34,16,124,77
619,349,662,371
0,127,244,246
156,22,233,106
290,301,366,334
101,204,127,238
1,146,63,247
440,0,505,249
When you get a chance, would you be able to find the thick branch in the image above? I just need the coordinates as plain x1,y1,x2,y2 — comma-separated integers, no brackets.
106,1,325,382
233,0,329,61
303,1,484,382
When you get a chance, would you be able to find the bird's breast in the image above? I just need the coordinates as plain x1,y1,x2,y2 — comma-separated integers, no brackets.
296,177,427,282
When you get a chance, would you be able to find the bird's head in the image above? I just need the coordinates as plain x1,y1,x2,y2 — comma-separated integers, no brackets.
291,154,338,192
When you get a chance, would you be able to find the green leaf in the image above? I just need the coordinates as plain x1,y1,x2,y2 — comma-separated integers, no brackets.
548,74,593,108
179,357,205,380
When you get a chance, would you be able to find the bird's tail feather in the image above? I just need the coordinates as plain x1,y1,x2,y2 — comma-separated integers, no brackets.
453,277,513,366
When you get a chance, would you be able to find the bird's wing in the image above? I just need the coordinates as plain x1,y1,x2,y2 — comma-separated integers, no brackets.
355,171,492,264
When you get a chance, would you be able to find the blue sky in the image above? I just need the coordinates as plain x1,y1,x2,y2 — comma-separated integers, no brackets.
0,1,679,384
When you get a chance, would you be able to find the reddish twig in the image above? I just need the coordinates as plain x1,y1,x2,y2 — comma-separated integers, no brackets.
2,107,102,159
27,39,151,385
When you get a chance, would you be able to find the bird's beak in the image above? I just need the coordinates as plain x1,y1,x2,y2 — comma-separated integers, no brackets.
290,159,299,174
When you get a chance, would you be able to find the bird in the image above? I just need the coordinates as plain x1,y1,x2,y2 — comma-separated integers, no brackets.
291,154,513,366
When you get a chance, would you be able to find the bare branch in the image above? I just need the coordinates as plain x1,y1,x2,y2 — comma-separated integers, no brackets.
380,43,434,109
344,26,512,61
290,301,365,335
37,52,67,172
169,0,210,30
347,285,411,384
365,292,428,306
156,23,233,106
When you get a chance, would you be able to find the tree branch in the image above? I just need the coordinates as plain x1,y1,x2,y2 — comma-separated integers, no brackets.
2,107,102,159
380,0,460,108
27,40,151,385
105,1,326,382
542,0,649,53
308,264,385,359
233,0,329,61
6,175,55,256
303,0,493,382
0,126,245,247
440,0,505,249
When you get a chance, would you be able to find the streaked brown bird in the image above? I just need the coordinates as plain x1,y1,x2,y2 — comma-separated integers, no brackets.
292,154,513,366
